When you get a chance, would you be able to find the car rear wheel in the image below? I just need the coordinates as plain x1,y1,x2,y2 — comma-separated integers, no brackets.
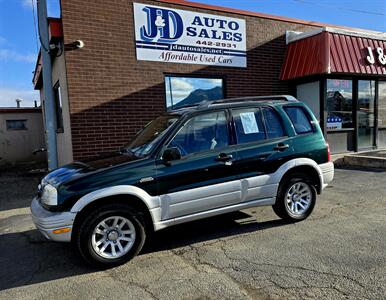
75,204,146,268
273,174,316,221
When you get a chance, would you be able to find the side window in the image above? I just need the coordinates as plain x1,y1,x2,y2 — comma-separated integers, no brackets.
262,107,285,139
233,108,266,144
6,120,27,130
284,107,313,134
168,111,229,157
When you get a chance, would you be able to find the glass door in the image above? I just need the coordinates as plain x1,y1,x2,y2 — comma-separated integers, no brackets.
378,81,386,148
358,80,376,149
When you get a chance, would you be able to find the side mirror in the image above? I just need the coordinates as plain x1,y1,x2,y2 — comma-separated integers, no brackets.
162,147,181,162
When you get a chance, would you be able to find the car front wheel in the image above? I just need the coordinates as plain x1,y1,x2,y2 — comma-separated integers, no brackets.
75,204,146,268
273,174,316,221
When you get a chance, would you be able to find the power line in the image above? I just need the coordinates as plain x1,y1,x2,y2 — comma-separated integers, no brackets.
36,0,50,53
293,0,386,16
31,0,39,53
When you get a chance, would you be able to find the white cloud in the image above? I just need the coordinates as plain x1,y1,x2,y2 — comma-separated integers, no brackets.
167,78,194,102
170,78,193,91
0,87,40,107
203,78,223,85
0,49,36,63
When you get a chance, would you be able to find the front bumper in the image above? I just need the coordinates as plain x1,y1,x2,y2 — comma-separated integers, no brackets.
30,197,76,242
319,161,334,189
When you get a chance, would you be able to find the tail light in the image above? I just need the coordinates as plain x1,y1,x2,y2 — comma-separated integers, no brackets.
326,143,331,162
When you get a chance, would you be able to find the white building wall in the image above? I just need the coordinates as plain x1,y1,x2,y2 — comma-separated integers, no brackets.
296,81,320,120
51,52,73,166
0,111,46,165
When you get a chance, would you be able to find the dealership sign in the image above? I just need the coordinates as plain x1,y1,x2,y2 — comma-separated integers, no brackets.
133,3,247,67
365,46,386,65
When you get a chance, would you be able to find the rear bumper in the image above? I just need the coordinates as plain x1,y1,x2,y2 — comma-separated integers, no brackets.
319,161,334,189
30,197,75,242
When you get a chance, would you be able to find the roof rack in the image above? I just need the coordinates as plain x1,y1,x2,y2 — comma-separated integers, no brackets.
197,95,298,109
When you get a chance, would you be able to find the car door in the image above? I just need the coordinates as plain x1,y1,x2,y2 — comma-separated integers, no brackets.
230,106,294,203
155,110,241,220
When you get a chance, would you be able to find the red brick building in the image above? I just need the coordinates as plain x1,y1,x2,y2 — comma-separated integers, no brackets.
33,0,386,166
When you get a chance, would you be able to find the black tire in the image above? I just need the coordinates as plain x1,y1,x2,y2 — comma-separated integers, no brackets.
273,173,316,222
75,204,146,268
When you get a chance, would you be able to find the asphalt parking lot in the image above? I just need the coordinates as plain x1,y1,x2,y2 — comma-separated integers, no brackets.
0,167,385,299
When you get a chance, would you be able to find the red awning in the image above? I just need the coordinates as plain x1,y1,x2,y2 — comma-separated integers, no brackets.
280,29,386,80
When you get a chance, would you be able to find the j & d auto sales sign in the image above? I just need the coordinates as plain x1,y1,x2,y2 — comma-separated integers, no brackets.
133,3,247,67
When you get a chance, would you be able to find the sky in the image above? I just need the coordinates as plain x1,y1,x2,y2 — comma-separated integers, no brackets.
0,0,385,108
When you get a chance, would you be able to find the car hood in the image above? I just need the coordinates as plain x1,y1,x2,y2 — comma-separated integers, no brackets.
44,152,145,187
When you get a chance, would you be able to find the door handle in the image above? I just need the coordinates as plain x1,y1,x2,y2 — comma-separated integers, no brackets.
215,153,233,162
273,143,289,151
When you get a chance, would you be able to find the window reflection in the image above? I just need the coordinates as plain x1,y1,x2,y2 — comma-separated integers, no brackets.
327,79,353,130
165,76,224,110
379,81,386,128
358,80,375,148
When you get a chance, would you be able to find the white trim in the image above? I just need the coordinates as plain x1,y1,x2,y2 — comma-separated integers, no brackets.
70,185,159,213
30,197,75,242
153,157,325,230
286,27,386,44
70,185,161,227
319,161,334,189
154,197,276,231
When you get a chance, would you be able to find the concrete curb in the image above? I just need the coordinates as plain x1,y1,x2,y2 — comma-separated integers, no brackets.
331,155,385,170
341,155,386,169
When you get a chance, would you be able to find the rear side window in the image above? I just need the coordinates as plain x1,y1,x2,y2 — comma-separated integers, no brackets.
233,108,266,144
262,108,285,139
284,107,313,134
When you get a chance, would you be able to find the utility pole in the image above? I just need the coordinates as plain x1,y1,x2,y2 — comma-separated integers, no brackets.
37,0,58,170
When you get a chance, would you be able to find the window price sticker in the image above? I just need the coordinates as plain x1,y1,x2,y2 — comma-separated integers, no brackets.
240,112,259,134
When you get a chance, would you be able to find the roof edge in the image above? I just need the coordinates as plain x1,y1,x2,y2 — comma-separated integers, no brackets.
0,107,42,113
287,27,386,44
156,0,385,33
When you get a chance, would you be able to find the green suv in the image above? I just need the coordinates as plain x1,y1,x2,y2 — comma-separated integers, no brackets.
31,95,334,267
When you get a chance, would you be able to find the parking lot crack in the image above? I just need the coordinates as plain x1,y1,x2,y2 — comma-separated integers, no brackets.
107,269,159,299
170,244,261,299
219,247,374,299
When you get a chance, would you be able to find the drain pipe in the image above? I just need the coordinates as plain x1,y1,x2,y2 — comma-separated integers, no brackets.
37,0,58,170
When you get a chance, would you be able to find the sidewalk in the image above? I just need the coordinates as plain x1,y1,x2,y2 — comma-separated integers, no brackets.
333,149,386,169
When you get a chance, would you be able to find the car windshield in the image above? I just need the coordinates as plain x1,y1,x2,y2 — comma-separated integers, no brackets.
124,115,179,157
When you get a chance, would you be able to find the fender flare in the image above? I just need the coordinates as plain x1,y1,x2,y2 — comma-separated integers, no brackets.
272,158,323,190
70,185,160,222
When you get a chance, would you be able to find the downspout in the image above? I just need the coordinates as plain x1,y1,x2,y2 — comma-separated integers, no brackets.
37,0,58,170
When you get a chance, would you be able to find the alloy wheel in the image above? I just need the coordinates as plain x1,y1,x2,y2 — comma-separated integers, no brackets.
91,216,136,259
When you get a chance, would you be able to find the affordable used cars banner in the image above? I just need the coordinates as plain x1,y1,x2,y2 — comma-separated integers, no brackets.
133,3,247,67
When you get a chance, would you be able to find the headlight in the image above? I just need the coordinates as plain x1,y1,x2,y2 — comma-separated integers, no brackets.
40,184,58,206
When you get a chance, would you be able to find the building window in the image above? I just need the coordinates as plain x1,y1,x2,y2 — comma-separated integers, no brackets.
54,82,64,132
165,76,224,110
327,79,353,131
6,120,27,130
379,81,386,128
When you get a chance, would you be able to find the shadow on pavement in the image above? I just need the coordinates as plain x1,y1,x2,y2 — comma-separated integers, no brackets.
0,211,288,292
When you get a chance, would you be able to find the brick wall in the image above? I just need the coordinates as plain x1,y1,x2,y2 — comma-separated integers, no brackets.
60,0,320,160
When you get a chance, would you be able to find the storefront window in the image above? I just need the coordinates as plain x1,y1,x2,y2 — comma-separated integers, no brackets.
165,76,224,110
379,81,386,128
327,79,353,130
358,80,375,148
